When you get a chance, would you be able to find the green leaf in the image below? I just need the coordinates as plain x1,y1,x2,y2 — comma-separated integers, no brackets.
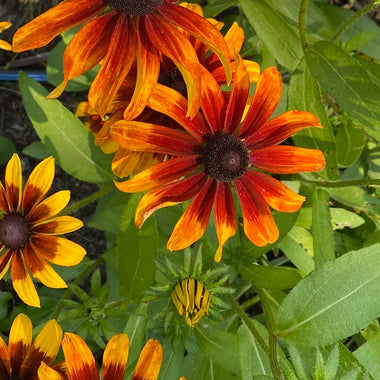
19,72,114,183
288,58,338,180
0,135,16,164
118,193,158,303
275,244,380,346
354,329,380,378
195,326,241,375
312,188,335,268
335,118,366,167
238,324,271,379
202,0,238,18
324,344,339,380
239,0,303,70
305,41,380,142
242,264,302,290
158,339,185,380
22,141,49,160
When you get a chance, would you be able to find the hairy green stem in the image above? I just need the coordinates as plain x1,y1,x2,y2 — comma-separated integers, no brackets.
62,182,114,215
229,296,269,354
256,288,283,380
52,255,105,320
331,0,380,42
302,178,380,188
299,0,309,49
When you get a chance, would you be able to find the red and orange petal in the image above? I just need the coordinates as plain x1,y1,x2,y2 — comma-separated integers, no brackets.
101,334,129,380
61,333,100,380
131,339,163,380
167,179,217,251
0,249,12,280
12,0,108,52
0,335,11,378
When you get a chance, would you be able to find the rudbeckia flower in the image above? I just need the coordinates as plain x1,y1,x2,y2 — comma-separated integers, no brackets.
38,333,163,380
0,154,86,307
0,313,62,380
0,21,12,51
111,58,326,262
12,0,231,120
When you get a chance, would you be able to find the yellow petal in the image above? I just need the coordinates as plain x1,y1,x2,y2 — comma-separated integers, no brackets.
102,334,129,380
38,361,66,380
131,339,163,380
33,216,83,235
5,153,22,212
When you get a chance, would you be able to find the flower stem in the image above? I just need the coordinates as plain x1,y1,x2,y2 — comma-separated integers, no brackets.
228,296,269,354
302,178,380,188
52,255,105,320
331,0,380,43
62,182,114,215
299,0,309,49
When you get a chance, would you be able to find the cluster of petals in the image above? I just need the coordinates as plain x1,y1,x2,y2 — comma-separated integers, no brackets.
0,154,86,307
12,0,232,120
111,58,326,261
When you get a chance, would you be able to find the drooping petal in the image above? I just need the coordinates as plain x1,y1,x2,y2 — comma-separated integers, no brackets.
240,66,282,138
135,172,208,228
123,18,160,121
235,177,279,247
47,12,117,99
115,156,200,193
20,320,63,380
159,2,231,84
213,182,237,262
148,84,209,142
88,14,136,118
0,335,11,379
250,146,326,174
12,0,108,52
111,121,198,155
242,171,305,213
167,179,217,251
38,362,65,380
131,339,163,380
62,333,100,380
8,313,33,379
33,216,83,235
0,249,12,280
5,153,22,212
30,235,86,266
26,190,70,224
11,253,40,307
245,110,322,149
22,156,55,216
101,334,129,380
223,54,250,135
145,13,201,119
23,245,67,289
0,181,9,213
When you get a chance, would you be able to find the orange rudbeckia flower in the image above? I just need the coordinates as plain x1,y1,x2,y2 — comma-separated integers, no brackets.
0,313,62,380
13,0,230,120
0,21,12,51
111,59,326,262
0,154,86,307
38,333,163,380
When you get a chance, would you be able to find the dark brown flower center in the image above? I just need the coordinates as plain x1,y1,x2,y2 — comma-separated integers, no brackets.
0,213,30,250
110,0,163,16
203,134,249,182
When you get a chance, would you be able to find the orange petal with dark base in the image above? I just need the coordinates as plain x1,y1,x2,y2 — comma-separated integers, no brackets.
246,110,322,149
135,172,208,228
235,177,279,247
0,181,9,213
167,179,217,250
148,84,209,142
243,171,305,213
131,339,163,380
115,156,200,193
0,336,11,378
47,12,117,99
145,13,201,119
111,121,198,155
240,66,282,138
33,216,83,235
11,252,40,307
250,146,326,174
5,153,22,212
62,333,99,380
102,334,129,380
0,249,12,280
213,182,237,262
89,14,136,118
12,0,108,52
